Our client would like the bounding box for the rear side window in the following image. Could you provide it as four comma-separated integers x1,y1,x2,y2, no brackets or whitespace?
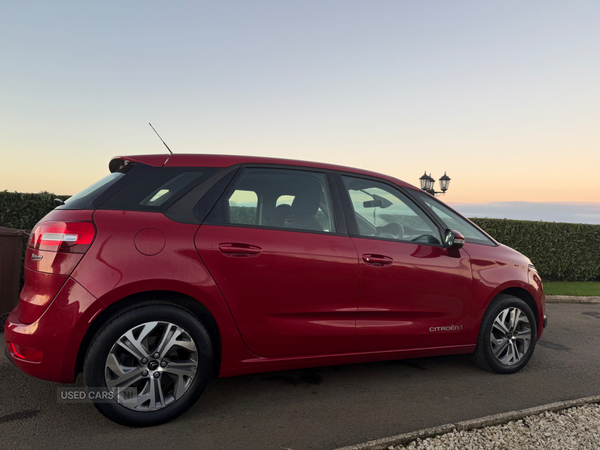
228,190,259,224
206,168,336,233
139,172,206,207
99,167,220,212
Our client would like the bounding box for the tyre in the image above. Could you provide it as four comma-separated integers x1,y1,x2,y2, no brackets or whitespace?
0,312,8,332
83,303,213,427
473,295,536,374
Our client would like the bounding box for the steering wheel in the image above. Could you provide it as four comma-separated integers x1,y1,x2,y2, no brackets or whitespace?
375,222,404,240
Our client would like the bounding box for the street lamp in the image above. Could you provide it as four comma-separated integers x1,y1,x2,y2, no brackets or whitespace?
419,171,451,196
419,172,434,191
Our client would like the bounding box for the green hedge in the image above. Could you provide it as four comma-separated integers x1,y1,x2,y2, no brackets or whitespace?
1,191,71,290
0,191,70,230
470,218,600,282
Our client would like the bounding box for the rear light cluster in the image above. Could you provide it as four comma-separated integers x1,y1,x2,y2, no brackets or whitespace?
18,221,96,324
28,221,95,253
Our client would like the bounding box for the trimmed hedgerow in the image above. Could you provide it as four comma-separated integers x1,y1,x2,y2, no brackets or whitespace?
0,191,71,290
0,191,70,230
471,218,600,282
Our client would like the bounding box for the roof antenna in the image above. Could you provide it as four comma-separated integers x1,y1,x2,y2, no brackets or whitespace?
148,123,173,155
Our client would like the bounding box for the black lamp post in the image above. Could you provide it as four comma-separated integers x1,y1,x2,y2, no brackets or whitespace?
419,171,451,196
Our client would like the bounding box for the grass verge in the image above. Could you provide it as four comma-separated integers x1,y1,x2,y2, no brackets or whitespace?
543,281,600,296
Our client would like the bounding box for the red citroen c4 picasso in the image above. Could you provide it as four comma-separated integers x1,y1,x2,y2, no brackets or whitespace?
4,154,546,426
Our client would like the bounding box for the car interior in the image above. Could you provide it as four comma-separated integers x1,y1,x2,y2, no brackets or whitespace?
227,169,335,233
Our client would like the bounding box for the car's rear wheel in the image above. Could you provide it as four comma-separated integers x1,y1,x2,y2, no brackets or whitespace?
83,303,213,426
0,312,9,332
473,295,536,374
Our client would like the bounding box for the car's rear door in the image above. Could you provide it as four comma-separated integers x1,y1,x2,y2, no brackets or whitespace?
194,167,359,358
337,174,473,352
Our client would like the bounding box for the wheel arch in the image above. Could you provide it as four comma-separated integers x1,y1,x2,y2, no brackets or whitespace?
74,290,222,379
498,286,539,328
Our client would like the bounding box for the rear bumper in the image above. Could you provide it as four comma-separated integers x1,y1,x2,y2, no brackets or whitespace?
4,345,16,367
4,277,100,383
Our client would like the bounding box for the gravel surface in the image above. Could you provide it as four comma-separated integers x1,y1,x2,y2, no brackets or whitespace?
393,404,600,450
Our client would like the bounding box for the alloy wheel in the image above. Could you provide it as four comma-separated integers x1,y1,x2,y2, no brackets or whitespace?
104,321,199,411
489,307,532,366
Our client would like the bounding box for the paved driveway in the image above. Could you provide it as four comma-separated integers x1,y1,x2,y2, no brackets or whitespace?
1,303,599,450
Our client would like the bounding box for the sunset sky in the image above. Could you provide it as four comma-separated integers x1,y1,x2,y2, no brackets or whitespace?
1,2,599,221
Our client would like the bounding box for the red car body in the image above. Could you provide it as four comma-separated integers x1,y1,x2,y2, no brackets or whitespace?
5,154,545,384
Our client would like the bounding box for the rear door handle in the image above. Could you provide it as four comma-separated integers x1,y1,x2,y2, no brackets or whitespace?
362,254,393,266
219,243,262,256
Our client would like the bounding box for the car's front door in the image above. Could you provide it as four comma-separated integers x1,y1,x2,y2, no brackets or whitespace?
338,174,473,352
195,167,359,358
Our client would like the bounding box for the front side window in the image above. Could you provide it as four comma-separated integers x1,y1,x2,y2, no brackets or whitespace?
342,176,441,244
415,192,495,246
212,168,336,233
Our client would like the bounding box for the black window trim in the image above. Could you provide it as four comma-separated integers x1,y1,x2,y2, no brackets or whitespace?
163,165,239,224
201,163,348,237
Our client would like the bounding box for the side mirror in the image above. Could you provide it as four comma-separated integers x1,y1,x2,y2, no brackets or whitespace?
444,229,465,250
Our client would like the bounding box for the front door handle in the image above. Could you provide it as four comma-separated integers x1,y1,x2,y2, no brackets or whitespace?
219,243,262,257
362,254,393,266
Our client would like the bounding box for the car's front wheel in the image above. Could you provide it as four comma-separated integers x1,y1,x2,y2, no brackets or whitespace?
83,303,213,426
473,295,536,374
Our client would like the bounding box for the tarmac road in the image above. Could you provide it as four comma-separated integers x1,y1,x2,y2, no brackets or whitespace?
1,303,599,450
